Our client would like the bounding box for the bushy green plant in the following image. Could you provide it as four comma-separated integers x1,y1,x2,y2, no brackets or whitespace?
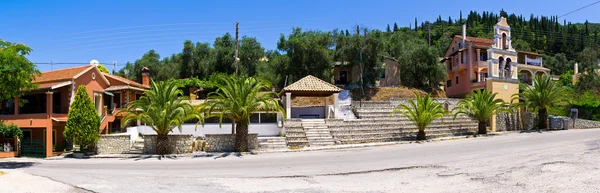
198,74,283,152
514,75,570,129
0,121,23,139
64,86,100,152
392,93,446,140
120,80,195,155
453,90,511,134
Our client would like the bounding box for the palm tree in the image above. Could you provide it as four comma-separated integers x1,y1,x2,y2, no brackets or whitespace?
120,80,194,155
453,90,511,135
199,74,283,152
514,75,569,129
392,93,446,140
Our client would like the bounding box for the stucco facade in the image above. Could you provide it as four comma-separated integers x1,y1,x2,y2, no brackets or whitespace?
0,63,149,157
444,17,551,99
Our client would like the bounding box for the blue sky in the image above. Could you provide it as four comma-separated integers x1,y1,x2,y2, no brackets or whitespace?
1,0,599,72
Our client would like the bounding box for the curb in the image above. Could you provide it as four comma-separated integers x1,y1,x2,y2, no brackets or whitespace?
45,132,512,159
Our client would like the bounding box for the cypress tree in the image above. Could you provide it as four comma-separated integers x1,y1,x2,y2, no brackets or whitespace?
393,22,399,32
64,86,100,152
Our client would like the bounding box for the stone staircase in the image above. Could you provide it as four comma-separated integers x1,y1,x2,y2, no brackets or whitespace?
257,137,287,149
127,139,144,154
284,121,309,149
302,119,335,146
327,104,479,144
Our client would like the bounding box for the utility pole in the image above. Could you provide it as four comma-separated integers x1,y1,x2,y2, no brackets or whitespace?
232,21,239,134
234,22,240,75
112,61,117,74
356,26,364,107
427,22,431,47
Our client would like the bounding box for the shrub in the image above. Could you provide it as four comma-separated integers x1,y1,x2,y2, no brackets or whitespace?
64,86,100,152
0,121,23,139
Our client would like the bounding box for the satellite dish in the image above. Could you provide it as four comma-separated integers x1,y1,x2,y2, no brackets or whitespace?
90,59,100,66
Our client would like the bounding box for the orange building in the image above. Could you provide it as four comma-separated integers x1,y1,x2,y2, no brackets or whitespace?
442,17,550,99
0,61,149,157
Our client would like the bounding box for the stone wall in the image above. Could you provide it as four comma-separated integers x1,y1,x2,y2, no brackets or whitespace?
352,98,462,111
568,118,600,129
495,111,536,131
204,134,258,152
97,134,130,154
143,134,194,154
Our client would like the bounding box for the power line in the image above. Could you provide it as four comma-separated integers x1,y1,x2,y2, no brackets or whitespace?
54,19,323,37
58,24,295,41
558,0,600,18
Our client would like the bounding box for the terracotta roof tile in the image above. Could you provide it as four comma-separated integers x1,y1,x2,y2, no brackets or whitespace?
32,65,91,83
103,73,149,89
282,75,342,93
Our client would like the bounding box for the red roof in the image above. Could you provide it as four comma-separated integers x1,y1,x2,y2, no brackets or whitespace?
32,66,91,83
103,73,149,89
455,35,494,47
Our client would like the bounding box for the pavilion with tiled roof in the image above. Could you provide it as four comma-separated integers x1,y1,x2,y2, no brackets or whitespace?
281,75,343,119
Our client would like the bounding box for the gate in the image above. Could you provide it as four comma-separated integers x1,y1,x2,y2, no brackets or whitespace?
21,139,45,157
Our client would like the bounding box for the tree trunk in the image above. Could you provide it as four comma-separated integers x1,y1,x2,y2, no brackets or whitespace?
234,121,249,152
416,129,426,140
538,108,548,130
478,121,487,134
156,133,170,155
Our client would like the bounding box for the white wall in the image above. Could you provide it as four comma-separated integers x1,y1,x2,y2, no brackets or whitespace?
128,123,280,138
291,106,325,119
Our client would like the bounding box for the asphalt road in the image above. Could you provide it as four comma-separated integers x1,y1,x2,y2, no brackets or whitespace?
5,129,600,193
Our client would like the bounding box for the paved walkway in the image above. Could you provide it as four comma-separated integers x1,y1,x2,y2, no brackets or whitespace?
4,129,600,192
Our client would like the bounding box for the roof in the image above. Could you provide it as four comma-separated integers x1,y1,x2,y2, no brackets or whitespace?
518,50,542,56
497,17,510,28
518,64,550,72
282,75,342,95
104,85,148,92
455,35,494,47
32,66,91,83
103,73,149,89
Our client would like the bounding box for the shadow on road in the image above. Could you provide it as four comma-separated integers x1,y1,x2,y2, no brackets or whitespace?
0,161,39,169
520,129,563,133
207,152,257,159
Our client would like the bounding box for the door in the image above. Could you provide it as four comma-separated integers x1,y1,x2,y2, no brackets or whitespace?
339,71,348,84
20,129,45,157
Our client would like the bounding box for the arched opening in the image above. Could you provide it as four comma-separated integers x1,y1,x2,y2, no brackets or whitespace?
498,57,504,77
443,103,449,111
502,33,507,50
505,58,512,78
479,68,489,81
519,70,533,85
535,71,546,78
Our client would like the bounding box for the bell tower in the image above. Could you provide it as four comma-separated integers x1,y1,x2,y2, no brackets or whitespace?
485,17,520,132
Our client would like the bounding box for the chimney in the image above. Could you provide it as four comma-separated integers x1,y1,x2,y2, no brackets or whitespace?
141,67,150,87
462,24,466,48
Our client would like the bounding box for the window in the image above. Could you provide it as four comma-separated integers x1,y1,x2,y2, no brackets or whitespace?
250,113,260,123
452,47,454,52
446,80,452,87
261,113,277,123
461,54,465,64
480,52,488,61
455,76,459,84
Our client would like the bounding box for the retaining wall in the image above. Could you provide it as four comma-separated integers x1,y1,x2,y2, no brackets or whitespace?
204,134,258,152
143,134,194,154
97,134,130,154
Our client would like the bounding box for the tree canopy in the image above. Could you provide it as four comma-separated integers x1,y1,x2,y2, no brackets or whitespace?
0,40,40,102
